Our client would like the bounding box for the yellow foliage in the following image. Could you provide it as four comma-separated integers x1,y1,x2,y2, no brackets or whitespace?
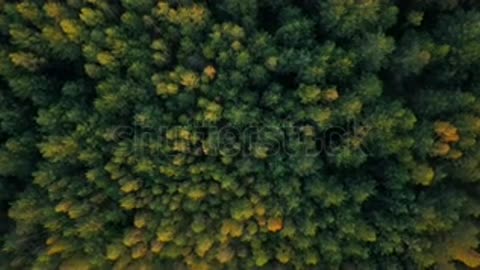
47,241,69,256
123,229,144,247
216,246,235,264
46,236,58,246
156,83,179,96
128,261,154,270
203,101,223,123
97,52,116,66
179,129,192,141
188,5,208,25
156,228,175,242
452,248,480,268
131,243,148,259
447,149,463,160
431,142,450,157
39,137,79,161
55,200,73,213
305,250,319,265
172,154,185,166
150,240,164,254
9,28,30,46
276,245,292,264
311,109,332,126
253,146,269,159
84,64,101,78
120,195,136,210
134,213,148,229
188,261,211,270
165,129,177,140
77,220,101,236
221,219,243,237
107,244,125,261
246,221,259,235
255,250,270,267
173,140,190,153
231,40,243,51
16,2,39,22
324,88,340,102
151,39,167,51
203,65,217,80
156,2,170,16
59,258,91,270
159,165,178,177
187,188,207,201
195,237,214,257
301,125,316,137
112,255,131,270
180,72,200,90
345,100,363,116
255,204,266,217
60,20,82,41
412,164,435,186
80,8,104,26
121,180,141,193
44,3,64,19
111,40,128,57
42,26,67,45
9,52,45,72
265,56,279,71
67,205,86,219
158,3,208,26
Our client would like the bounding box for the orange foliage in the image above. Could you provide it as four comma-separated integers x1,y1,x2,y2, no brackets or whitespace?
267,217,283,232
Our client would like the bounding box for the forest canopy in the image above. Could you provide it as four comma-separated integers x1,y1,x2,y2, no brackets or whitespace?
1,0,480,269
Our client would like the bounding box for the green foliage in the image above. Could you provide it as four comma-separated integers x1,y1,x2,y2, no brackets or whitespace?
0,1,480,269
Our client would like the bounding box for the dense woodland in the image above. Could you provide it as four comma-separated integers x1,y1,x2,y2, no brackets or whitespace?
1,0,480,269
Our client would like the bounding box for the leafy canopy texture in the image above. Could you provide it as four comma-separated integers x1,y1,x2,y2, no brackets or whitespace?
1,0,480,269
